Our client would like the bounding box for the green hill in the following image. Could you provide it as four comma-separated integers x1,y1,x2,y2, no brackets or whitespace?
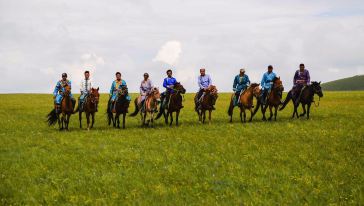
321,75,364,91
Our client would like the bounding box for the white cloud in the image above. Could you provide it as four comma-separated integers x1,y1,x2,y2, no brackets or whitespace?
153,41,182,66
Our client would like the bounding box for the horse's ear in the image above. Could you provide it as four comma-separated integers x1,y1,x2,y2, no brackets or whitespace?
318,81,321,84
97,87,99,91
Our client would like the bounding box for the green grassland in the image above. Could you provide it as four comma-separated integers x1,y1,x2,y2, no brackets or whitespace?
0,92,363,205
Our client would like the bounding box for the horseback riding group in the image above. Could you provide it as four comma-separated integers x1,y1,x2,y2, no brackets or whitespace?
47,63,323,130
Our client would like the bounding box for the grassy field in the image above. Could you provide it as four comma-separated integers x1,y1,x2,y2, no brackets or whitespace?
0,92,363,205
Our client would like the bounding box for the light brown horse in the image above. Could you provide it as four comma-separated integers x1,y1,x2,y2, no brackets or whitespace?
228,83,260,123
130,87,161,127
77,87,100,130
257,77,284,121
155,83,186,126
194,85,218,124
47,84,73,130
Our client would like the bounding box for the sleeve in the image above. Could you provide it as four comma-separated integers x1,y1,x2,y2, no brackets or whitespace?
246,75,250,85
69,81,72,90
140,83,144,95
233,76,237,90
53,82,60,96
306,70,310,85
110,82,114,95
80,80,83,92
163,78,168,89
261,74,266,88
293,71,298,85
198,76,203,89
122,80,127,86
208,75,212,86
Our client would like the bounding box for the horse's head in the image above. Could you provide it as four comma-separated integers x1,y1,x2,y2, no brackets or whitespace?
174,82,186,94
206,85,218,94
118,85,129,97
311,81,323,97
251,83,261,98
90,87,100,104
150,87,161,101
63,83,71,96
273,77,284,91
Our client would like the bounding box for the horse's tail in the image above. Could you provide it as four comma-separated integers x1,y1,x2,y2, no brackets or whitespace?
46,109,58,126
73,104,79,114
279,90,292,111
129,98,140,117
228,97,234,116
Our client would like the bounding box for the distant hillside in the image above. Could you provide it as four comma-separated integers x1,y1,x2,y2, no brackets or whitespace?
321,75,364,91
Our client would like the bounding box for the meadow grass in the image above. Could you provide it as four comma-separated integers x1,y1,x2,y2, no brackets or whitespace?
0,92,363,205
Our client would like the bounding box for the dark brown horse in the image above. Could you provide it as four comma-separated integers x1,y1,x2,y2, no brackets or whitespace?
254,77,284,121
107,85,130,129
130,87,161,127
47,84,73,130
195,85,218,124
228,83,260,123
155,83,186,126
77,87,100,130
279,81,323,119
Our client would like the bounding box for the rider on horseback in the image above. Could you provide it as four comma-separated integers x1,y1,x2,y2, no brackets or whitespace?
233,68,250,106
260,65,277,105
79,70,93,112
53,73,76,113
139,73,155,112
292,63,310,105
196,68,213,110
109,72,131,111
160,69,178,109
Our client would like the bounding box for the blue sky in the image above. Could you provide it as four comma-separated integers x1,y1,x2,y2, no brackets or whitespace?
0,0,363,93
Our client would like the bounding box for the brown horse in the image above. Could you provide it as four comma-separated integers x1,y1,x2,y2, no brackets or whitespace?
155,82,186,126
47,84,73,130
228,83,260,123
255,77,284,121
107,85,130,129
130,87,161,127
194,85,218,124
77,87,100,130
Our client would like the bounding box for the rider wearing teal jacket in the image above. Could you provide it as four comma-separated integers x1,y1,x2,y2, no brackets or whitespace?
260,65,277,104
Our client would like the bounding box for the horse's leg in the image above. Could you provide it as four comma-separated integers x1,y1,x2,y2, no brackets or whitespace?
65,114,69,130
57,114,61,130
164,111,168,125
307,103,311,119
79,111,82,128
274,106,278,121
249,108,253,122
122,113,126,129
115,113,120,128
239,107,243,123
176,110,180,126
202,110,206,124
169,112,173,126
91,112,95,129
243,108,246,123
150,112,154,127
208,110,212,124
300,103,306,117
60,114,64,130
268,105,273,121
142,112,147,126
262,105,268,121
86,112,90,130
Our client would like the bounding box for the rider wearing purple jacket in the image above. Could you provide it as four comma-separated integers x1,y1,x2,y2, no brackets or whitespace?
292,63,310,101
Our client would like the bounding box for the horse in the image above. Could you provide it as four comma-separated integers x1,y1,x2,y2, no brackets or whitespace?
279,81,323,119
47,83,73,130
107,85,130,129
254,77,284,121
228,83,260,123
77,87,100,130
130,87,161,127
155,82,186,126
194,85,218,124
